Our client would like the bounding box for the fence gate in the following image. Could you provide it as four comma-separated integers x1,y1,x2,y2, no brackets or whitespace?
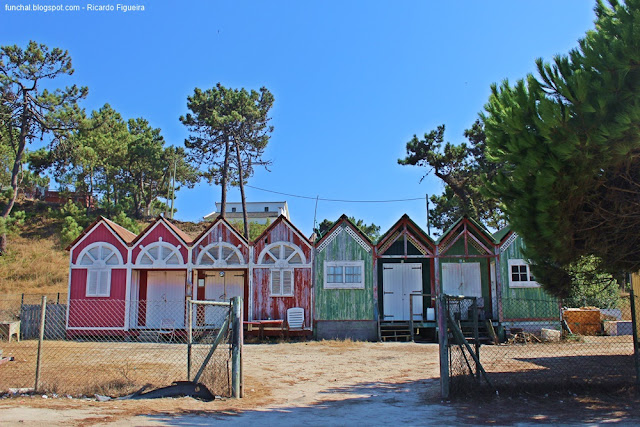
187,297,243,398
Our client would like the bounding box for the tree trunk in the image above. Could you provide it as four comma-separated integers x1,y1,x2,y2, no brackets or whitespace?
219,139,231,219
234,140,249,239
0,91,30,256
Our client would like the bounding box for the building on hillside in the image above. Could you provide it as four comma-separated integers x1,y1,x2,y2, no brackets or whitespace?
203,201,289,224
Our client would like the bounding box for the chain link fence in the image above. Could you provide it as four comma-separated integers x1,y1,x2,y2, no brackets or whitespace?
444,293,638,397
0,295,239,398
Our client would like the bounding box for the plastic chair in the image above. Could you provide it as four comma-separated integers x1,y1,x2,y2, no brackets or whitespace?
286,307,305,330
157,318,176,342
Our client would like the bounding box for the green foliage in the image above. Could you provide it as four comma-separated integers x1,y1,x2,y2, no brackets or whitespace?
229,219,271,241
482,0,640,297
60,216,83,248
0,210,26,236
399,120,506,232
316,217,380,243
180,83,274,238
564,256,620,309
110,211,140,234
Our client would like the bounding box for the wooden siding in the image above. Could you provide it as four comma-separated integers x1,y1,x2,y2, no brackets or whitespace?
438,238,491,301
132,222,188,264
71,222,128,264
315,224,374,321
193,222,249,265
67,269,127,328
499,234,560,320
253,221,311,263
252,267,312,326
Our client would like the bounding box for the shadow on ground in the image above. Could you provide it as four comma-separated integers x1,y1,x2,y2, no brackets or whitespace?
139,379,640,426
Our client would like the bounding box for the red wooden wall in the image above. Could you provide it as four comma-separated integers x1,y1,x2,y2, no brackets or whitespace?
71,223,128,264
132,222,188,264
193,221,249,264
67,269,127,328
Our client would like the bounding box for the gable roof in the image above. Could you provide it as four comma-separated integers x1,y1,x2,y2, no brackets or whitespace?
315,214,374,248
191,215,249,247
492,225,512,244
253,214,312,248
131,215,194,246
436,216,498,245
66,216,137,251
376,214,436,251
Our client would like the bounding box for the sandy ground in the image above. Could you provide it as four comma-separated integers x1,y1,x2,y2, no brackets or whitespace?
2,341,640,426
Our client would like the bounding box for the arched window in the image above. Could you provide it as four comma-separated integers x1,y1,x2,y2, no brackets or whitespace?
197,242,245,267
136,240,184,267
257,242,306,297
77,243,123,297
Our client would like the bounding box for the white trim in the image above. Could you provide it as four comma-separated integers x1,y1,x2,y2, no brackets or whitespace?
272,219,313,251
135,240,185,267
69,219,130,254
196,241,246,267
257,241,308,266
66,327,126,331
75,241,125,267
500,232,518,253
136,219,190,248
344,226,372,253
191,219,249,249
324,260,365,289
316,227,343,253
85,269,112,297
270,268,294,296
507,259,540,288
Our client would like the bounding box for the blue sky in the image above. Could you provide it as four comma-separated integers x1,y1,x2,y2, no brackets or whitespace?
1,0,596,236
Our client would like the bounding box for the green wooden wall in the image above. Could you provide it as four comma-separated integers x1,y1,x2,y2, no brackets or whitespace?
438,237,491,303
499,234,560,320
315,224,374,321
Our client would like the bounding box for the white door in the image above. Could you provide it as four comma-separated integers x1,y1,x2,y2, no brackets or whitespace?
442,263,481,297
204,271,244,325
382,263,423,321
146,271,185,328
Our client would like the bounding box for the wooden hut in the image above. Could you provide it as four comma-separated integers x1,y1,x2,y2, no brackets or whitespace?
314,215,376,340
66,217,136,337
494,227,560,329
375,214,436,340
191,216,250,321
435,216,498,320
251,215,313,335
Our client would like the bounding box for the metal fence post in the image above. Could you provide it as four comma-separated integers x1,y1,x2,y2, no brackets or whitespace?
630,273,640,390
34,295,47,391
437,294,449,399
231,296,242,398
472,298,479,378
187,297,192,381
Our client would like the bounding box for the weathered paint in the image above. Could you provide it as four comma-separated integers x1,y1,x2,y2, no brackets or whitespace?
252,216,313,327
192,219,249,265
498,232,560,320
315,221,374,321
252,267,312,326
71,222,128,264
375,215,436,320
67,268,127,328
132,221,188,265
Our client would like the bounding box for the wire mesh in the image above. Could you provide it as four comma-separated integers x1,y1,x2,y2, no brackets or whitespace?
188,301,233,397
445,294,638,397
0,296,234,398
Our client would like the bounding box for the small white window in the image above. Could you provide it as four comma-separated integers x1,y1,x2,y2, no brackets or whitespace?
507,259,540,288
324,261,365,289
87,269,111,297
271,269,293,296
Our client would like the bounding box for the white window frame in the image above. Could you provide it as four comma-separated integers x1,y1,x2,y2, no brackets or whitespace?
324,260,365,289
86,268,112,297
270,269,294,297
508,259,540,288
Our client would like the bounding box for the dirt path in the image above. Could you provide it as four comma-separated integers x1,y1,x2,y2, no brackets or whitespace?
2,341,640,426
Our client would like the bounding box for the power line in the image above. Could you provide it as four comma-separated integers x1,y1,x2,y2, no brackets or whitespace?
245,184,424,203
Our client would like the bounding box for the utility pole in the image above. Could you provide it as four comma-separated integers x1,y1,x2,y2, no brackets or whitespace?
170,157,177,219
426,194,431,237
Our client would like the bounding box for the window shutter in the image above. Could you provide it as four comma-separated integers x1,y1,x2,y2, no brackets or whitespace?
272,270,281,295
99,270,110,296
87,271,98,296
283,270,293,295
